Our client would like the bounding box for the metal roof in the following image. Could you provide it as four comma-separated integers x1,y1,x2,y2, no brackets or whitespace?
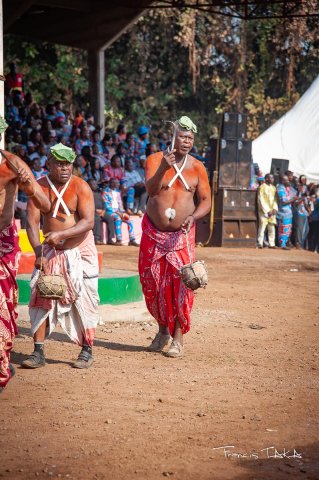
4,1,319,50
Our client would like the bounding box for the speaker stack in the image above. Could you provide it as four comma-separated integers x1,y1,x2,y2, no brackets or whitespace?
197,112,257,247
271,158,289,185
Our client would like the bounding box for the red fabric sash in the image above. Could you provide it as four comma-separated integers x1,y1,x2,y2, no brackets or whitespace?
0,223,21,388
138,214,195,335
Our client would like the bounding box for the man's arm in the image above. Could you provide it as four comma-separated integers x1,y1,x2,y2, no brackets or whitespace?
26,197,48,271
44,181,95,247
2,150,50,213
182,161,211,232
145,151,176,197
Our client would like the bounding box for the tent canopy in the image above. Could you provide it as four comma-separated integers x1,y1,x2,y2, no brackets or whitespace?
252,76,319,183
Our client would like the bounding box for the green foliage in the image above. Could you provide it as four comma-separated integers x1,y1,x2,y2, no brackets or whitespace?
4,4,319,144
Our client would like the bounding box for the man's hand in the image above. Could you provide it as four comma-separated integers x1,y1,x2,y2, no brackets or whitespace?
44,231,65,247
96,209,105,216
35,256,49,274
271,209,277,215
161,149,176,171
17,167,35,196
182,214,195,233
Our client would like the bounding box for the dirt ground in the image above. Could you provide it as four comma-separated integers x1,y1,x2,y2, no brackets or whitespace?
1,245,319,480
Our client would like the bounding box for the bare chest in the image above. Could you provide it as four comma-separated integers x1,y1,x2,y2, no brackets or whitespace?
162,167,198,193
45,184,78,217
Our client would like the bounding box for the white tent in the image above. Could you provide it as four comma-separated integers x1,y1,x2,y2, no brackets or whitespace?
252,75,319,183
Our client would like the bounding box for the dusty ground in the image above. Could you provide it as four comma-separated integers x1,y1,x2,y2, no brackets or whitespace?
1,245,319,480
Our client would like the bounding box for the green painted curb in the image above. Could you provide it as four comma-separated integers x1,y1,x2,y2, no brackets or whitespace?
17,272,143,306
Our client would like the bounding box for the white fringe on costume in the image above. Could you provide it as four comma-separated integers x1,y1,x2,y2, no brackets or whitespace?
29,232,100,347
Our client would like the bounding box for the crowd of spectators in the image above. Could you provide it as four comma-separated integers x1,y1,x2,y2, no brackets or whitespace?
4,72,174,245
4,63,319,251
255,170,319,253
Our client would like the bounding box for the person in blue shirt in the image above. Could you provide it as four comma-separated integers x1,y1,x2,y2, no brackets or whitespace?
293,182,311,249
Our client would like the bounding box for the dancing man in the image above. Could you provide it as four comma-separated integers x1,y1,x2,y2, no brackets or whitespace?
22,143,100,370
0,117,50,392
139,116,211,358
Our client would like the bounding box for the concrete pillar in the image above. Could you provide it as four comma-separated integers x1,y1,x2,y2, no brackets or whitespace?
88,48,105,135
0,0,4,149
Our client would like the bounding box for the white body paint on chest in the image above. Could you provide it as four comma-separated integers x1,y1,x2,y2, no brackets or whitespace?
46,175,71,218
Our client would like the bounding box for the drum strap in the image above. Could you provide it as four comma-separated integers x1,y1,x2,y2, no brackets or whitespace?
185,230,193,264
46,175,71,218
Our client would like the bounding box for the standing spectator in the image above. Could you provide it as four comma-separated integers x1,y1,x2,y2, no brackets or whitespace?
257,173,278,249
88,179,116,245
293,182,310,249
102,179,139,246
276,175,298,250
285,170,298,190
308,185,319,253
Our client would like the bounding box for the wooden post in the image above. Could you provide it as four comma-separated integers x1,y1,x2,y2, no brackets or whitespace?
88,48,105,135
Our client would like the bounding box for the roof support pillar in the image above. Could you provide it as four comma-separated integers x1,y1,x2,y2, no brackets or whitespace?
88,48,105,135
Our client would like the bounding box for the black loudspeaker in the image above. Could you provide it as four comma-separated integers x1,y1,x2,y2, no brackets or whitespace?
271,158,289,183
219,139,252,189
205,138,218,184
221,112,247,139
211,189,257,247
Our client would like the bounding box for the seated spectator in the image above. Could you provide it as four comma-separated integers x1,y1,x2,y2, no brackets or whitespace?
104,154,124,182
124,159,147,215
116,123,126,142
74,109,84,128
102,178,139,246
92,130,103,154
92,143,108,168
136,125,149,158
45,103,57,122
102,133,115,159
158,131,168,151
38,143,48,168
75,127,92,154
88,179,116,245
91,158,103,184
30,158,47,180
126,132,136,161
54,100,66,123
145,143,157,157
72,157,83,177
116,142,127,168
136,156,146,182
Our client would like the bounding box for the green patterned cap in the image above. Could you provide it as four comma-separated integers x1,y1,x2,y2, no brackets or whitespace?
50,143,76,163
0,116,8,134
176,115,197,134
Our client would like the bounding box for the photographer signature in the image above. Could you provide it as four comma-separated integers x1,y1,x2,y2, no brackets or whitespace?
212,445,302,460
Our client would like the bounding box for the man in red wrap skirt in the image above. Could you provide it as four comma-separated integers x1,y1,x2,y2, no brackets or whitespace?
139,116,211,358
0,117,50,392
